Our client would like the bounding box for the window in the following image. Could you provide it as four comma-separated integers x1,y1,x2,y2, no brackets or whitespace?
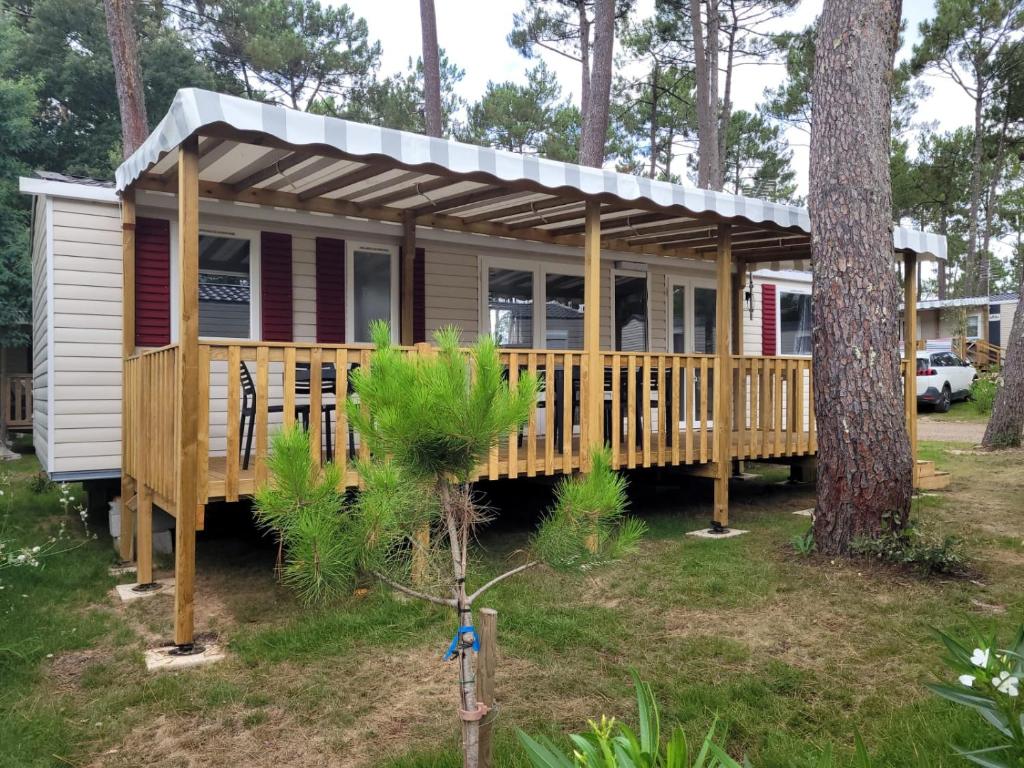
671,285,685,352
347,244,397,343
545,273,584,349
693,286,717,354
198,234,252,339
488,267,533,348
615,275,648,351
779,291,812,355
965,314,981,338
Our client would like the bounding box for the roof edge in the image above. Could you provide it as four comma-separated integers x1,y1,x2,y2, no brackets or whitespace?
19,177,119,204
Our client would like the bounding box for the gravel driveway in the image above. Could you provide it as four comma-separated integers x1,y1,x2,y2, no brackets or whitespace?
918,417,987,444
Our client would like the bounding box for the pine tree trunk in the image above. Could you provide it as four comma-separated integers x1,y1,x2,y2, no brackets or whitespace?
579,1,591,126
579,0,614,168
419,0,443,138
983,271,1024,448
649,65,659,179
967,75,985,296
103,0,149,157
690,0,720,189
809,0,912,554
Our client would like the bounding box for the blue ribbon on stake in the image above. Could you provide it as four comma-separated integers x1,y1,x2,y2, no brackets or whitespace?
444,626,480,660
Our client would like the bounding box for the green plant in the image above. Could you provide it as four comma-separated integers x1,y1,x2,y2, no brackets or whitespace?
850,518,967,576
790,528,814,557
255,323,640,768
534,447,646,569
518,670,744,768
930,626,1024,767
27,472,52,495
969,375,998,416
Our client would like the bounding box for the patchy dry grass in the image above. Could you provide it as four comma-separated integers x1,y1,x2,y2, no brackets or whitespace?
2,441,1024,767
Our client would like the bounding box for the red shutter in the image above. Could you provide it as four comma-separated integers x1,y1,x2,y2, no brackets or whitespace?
316,237,345,342
761,283,777,356
135,217,171,347
261,232,293,341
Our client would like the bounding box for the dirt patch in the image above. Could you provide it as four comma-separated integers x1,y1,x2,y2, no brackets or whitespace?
918,417,986,444
47,648,105,692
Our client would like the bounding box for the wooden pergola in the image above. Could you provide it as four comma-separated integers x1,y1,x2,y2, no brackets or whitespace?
115,89,942,650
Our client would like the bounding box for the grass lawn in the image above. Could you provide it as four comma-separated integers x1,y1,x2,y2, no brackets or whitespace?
2,442,1023,767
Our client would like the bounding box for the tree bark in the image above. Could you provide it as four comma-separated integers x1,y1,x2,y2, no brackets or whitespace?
419,0,443,138
967,66,986,296
579,1,591,126
649,64,659,179
983,269,1024,448
579,0,614,167
718,3,736,190
690,0,721,189
809,0,912,554
103,0,149,157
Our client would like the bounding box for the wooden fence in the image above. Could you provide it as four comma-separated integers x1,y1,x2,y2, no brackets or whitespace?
1,374,32,431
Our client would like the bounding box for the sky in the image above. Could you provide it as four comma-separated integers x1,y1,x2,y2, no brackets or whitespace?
340,0,974,197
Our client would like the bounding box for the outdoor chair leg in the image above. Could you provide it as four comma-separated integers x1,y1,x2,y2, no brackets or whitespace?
241,410,255,470
324,409,333,462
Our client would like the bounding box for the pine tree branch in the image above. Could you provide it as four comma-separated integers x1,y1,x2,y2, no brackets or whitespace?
373,571,456,607
466,561,538,605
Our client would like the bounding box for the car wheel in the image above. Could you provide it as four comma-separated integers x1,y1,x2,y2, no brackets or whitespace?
935,384,952,413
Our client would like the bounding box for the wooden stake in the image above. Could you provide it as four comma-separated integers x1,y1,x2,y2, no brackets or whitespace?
476,608,497,768
174,135,201,648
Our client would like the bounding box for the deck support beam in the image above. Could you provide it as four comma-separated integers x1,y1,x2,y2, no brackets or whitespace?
903,253,917,464
401,212,416,345
713,225,733,526
119,189,136,562
582,200,603,470
174,135,201,649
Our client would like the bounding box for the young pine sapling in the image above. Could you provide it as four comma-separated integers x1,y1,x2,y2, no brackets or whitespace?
255,322,645,767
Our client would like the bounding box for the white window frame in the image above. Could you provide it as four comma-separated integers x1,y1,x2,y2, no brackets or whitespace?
610,267,652,352
170,222,262,342
965,313,981,339
345,241,399,344
666,276,717,354
776,285,813,357
479,255,585,349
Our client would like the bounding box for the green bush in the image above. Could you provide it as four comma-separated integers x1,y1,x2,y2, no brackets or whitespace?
850,519,967,576
969,375,997,415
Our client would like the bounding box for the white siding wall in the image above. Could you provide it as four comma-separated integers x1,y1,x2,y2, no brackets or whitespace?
39,191,745,476
31,196,50,471
1000,302,1018,348
50,198,123,474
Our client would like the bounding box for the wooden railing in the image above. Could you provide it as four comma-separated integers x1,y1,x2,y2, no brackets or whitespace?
125,343,825,502
124,345,180,506
2,374,32,431
733,357,815,459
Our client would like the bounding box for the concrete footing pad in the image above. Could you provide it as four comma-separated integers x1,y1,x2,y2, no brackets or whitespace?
114,578,174,602
145,643,225,672
686,528,749,539
109,563,137,577
792,508,815,517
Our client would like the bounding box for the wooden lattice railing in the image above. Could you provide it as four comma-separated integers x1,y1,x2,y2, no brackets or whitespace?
2,374,32,431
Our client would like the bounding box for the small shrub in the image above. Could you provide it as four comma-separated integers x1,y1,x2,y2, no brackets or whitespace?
28,472,53,495
930,626,1024,767
791,528,814,556
969,375,997,415
850,519,967,576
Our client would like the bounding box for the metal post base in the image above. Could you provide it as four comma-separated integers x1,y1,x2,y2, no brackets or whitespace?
131,581,163,594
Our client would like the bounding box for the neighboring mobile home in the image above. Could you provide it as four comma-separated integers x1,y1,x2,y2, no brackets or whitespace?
23,89,946,650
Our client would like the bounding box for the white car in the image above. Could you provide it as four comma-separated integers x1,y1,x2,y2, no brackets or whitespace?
915,351,977,412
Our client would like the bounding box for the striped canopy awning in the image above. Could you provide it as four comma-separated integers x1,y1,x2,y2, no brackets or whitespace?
117,89,947,266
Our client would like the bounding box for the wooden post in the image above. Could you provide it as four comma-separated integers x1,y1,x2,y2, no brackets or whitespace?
137,485,153,584
119,188,136,562
401,212,416,345
903,253,917,465
713,225,733,526
174,135,201,649
411,341,434,586
581,201,602,470
731,261,746,476
476,608,497,768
